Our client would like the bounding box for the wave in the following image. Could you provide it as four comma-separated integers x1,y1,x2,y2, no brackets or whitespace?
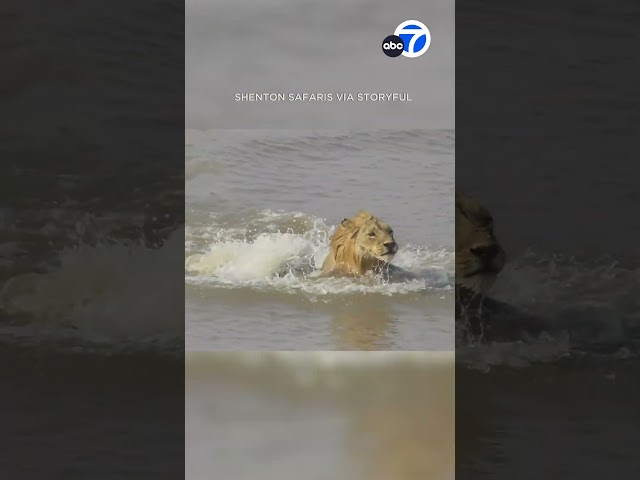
0,230,184,353
185,210,454,296
457,250,640,370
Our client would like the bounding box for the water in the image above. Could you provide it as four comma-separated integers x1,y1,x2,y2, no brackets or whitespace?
455,249,640,477
455,216,640,476
0,217,184,352
457,361,640,479
185,129,455,350
0,0,184,354
1,2,185,475
186,351,454,480
2,346,184,478
456,166,640,476
455,1,640,474
0,135,184,476
1,162,184,475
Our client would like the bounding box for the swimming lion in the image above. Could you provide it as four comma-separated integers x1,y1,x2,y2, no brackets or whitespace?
455,192,622,350
455,191,506,297
456,192,541,341
456,192,507,335
321,210,398,276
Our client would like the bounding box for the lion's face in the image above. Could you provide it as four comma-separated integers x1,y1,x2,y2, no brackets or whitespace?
344,212,398,264
456,192,505,295
322,210,398,275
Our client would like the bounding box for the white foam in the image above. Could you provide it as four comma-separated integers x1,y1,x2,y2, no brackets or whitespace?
186,232,319,282
1,230,184,350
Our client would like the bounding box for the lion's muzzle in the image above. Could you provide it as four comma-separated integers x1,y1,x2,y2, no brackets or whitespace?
468,242,505,275
384,241,399,255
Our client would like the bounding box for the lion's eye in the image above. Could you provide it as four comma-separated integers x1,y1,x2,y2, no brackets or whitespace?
368,232,376,237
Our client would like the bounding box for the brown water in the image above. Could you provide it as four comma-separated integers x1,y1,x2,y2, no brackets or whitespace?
185,129,455,350
186,352,454,480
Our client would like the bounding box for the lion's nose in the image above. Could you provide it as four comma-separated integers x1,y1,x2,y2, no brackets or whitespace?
469,244,500,260
384,241,398,252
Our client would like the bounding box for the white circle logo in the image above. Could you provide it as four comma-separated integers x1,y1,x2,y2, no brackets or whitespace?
394,20,431,58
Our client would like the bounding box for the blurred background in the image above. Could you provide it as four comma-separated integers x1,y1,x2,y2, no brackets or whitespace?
186,351,454,480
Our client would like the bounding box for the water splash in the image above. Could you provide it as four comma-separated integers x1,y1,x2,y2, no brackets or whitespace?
185,210,454,296
457,250,640,370
1,230,184,352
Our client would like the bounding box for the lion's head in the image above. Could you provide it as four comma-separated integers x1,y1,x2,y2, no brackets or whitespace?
456,192,505,295
321,210,398,276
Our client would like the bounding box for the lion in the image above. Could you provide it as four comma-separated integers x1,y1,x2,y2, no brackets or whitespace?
321,210,399,276
455,192,622,349
456,192,507,336
455,192,544,341
455,191,506,296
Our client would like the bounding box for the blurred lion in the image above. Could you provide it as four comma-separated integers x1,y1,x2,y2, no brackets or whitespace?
456,191,505,296
321,210,398,276
456,192,509,338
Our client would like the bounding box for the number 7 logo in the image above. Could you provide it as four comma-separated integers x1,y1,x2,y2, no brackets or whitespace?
394,20,431,58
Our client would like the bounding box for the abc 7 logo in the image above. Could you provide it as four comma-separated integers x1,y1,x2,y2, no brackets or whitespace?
382,21,431,58
382,35,404,57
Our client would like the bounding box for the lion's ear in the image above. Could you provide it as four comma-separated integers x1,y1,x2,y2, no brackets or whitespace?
340,218,359,238
341,218,354,229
